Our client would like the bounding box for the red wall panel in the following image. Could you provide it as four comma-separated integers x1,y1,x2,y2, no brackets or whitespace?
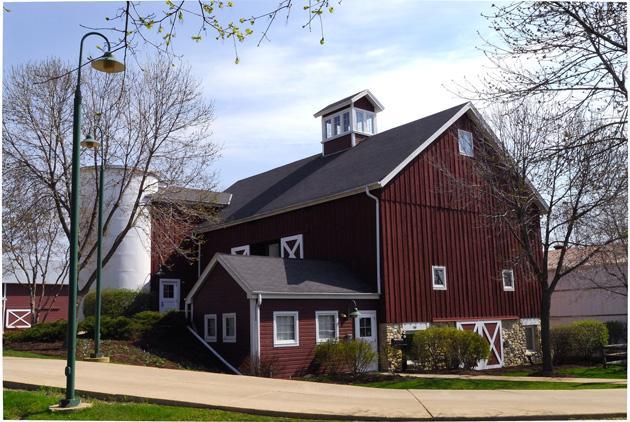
3,284,69,327
380,115,541,323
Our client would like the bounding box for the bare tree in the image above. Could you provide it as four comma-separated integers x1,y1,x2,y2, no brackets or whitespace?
2,163,69,324
443,102,627,374
459,2,627,152
2,56,220,300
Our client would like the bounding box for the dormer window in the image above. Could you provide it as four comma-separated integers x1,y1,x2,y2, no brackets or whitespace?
355,109,375,135
323,110,351,140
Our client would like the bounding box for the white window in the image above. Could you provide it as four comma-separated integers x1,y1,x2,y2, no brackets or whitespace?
280,234,303,259
222,313,236,342
273,311,299,347
316,311,339,343
325,119,333,138
354,109,375,135
524,325,537,352
231,245,250,255
204,314,217,342
342,111,351,132
458,129,474,157
502,269,515,291
432,266,447,290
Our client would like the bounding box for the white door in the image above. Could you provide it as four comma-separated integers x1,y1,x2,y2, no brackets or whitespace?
456,320,504,369
159,279,180,313
354,310,378,371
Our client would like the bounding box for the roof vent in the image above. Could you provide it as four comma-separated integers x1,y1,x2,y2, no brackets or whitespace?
314,90,384,156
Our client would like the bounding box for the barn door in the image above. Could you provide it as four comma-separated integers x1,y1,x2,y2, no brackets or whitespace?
456,320,503,369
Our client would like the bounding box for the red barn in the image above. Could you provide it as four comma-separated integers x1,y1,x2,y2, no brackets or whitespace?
170,91,542,377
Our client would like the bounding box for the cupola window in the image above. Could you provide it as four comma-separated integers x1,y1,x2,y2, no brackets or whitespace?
323,110,352,140
355,109,375,135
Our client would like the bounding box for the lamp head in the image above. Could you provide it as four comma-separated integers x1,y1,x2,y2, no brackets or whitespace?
80,133,100,149
91,51,125,74
348,300,361,318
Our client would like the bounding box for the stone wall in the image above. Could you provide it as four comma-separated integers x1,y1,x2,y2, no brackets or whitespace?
378,323,403,371
502,319,528,366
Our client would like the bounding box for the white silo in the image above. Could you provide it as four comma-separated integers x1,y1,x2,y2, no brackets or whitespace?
78,165,159,293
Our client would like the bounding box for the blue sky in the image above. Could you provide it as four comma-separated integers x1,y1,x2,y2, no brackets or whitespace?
3,1,494,189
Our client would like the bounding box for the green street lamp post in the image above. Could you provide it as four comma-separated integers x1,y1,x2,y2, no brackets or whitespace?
81,128,106,361
60,32,124,409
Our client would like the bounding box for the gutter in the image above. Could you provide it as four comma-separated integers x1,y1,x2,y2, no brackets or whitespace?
364,186,382,295
256,294,262,361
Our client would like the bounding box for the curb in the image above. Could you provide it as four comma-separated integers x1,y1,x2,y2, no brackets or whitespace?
4,381,627,421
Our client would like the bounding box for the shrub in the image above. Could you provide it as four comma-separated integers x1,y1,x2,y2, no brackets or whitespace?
409,327,489,370
83,289,155,318
78,311,167,341
551,320,608,363
3,320,67,343
241,356,279,377
314,339,376,377
605,321,627,344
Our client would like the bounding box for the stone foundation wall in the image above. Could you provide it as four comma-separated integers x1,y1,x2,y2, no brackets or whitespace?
502,320,528,366
378,323,403,371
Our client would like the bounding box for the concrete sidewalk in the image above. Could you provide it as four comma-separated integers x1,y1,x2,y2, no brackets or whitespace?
386,371,628,385
3,357,627,420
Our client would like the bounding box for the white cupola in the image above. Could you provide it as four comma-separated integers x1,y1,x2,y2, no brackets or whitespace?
313,90,384,156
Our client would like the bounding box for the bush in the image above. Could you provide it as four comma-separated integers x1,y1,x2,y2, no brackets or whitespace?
314,339,376,377
3,320,67,343
78,311,169,341
551,320,608,364
408,327,489,370
83,289,155,318
606,321,627,344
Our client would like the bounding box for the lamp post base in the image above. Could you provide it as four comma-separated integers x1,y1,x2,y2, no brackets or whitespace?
85,355,110,363
50,399,91,412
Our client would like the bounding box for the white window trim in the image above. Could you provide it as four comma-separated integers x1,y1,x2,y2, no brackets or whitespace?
5,309,32,329
502,269,515,291
322,109,352,142
354,108,376,136
315,311,339,343
222,313,237,343
204,314,217,342
280,234,303,259
458,129,474,157
231,245,250,255
432,265,447,290
273,311,300,347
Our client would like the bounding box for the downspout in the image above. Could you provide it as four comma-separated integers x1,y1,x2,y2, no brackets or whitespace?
256,293,262,361
365,186,382,295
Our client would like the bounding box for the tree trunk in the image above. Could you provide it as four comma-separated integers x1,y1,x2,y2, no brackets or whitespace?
540,287,553,375
29,296,38,326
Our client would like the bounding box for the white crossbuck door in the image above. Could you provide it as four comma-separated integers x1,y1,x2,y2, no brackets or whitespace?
5,309,32,329
457,320,504,369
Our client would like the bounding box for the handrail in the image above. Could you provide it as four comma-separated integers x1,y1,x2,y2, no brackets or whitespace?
186,326,242,375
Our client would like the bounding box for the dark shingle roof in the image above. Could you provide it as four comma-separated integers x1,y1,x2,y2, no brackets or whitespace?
216,254,374,294
202,102,468,228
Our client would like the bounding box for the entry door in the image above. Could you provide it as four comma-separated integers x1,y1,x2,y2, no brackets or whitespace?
159,279,180,313
457,320,503,369
354,310,378,371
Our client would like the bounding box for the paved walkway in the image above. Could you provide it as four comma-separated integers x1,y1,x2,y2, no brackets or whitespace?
385,371,628,385
4,357,627,420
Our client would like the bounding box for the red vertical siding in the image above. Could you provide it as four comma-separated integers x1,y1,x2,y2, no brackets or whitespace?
259,299,379,378
380,115,541,323
192,266,251,371
200,194,377,290
3,284,69,327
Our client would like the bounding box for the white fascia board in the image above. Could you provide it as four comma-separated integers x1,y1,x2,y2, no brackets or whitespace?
379,103,471,187
196,183,381,234
247,292,380,300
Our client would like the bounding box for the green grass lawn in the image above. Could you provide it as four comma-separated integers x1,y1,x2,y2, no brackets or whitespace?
357,377,625,390
3,348,62,360
498,365,627,379
3,389,309,421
